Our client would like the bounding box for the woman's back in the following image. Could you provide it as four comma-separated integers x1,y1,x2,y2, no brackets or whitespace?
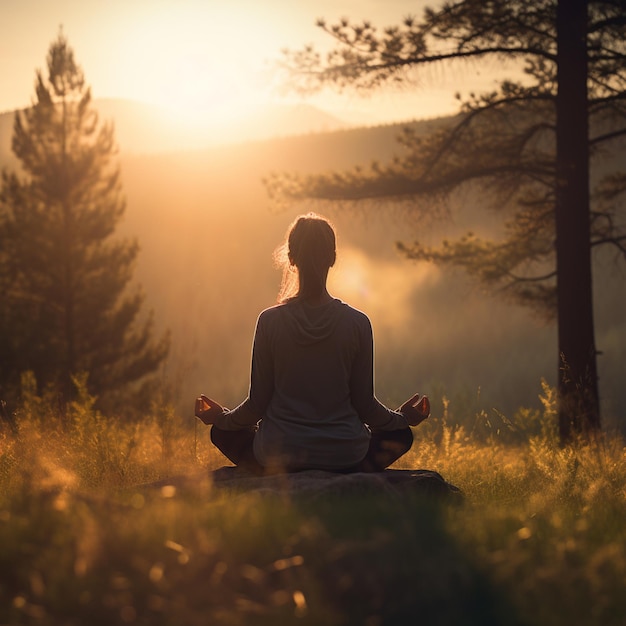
251,298,372,469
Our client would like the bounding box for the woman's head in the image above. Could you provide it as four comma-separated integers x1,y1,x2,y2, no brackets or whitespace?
275,213,337,302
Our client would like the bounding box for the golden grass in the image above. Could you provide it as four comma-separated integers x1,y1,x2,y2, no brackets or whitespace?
1,377,625,625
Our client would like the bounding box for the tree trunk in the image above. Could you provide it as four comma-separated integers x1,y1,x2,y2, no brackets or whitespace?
555,0,600,442
60,96,76,401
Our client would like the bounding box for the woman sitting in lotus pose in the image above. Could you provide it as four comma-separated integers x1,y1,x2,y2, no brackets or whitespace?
195,213,430,474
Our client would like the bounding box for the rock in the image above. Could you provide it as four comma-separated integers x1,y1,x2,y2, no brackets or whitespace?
209,466,463,501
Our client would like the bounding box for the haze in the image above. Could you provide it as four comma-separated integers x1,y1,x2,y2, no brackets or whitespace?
0,0,511,127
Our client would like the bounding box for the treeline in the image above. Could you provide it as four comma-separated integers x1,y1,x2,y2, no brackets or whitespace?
0,33,168,415
114,130,626,429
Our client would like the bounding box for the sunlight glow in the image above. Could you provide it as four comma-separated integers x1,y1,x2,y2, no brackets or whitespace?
108,6,277,129
332,251,371,299
330,247,439,331
0,1,520,129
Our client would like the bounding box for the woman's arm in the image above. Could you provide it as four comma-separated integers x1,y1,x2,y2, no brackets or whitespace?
349,318,410,430
195,312,273,430
194,394,261,429
350,317,430,429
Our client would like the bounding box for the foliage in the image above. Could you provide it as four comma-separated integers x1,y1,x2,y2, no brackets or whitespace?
0,31,168,409
273,0,625,315
416,378,559,447
1,385,625,625
270,0,626,439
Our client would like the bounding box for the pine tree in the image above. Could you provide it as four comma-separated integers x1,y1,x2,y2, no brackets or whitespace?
269,0,626,441
0,31,168,408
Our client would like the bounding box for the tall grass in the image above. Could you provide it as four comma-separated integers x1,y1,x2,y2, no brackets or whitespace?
1,376,624,625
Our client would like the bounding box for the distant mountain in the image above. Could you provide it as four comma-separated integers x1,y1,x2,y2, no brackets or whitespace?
0,98,349,155
232,102,348,140
0,97,437,161
0,108,15,167
79,99,349,154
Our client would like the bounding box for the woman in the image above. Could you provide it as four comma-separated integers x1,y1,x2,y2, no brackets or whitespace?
195,213,430,474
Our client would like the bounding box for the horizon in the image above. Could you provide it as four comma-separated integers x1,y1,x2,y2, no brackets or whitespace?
0,94,441,154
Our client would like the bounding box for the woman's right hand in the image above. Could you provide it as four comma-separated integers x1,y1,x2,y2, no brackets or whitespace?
194,394,225,425
399,393,431,426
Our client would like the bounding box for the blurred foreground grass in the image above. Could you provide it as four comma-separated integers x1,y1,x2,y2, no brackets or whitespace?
1,376,625,625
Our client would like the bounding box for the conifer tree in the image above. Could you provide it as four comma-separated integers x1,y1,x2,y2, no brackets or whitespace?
0,31,168,408
269,0,626,441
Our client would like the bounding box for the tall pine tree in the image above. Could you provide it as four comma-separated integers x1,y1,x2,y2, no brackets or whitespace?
0,31,168,408
269,0,626,441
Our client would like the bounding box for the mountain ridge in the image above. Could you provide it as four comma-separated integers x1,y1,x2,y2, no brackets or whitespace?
0,98,356,156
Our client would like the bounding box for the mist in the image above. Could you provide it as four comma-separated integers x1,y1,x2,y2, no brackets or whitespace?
110,115,624,429
2,101,623,427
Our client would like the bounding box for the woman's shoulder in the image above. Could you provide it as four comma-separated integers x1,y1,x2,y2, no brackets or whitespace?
257,299,371,324
333,299,372,330
257,303,286,322
334,298,369,317
256,301,299,324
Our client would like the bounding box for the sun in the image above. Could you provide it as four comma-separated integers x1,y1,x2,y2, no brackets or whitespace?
109,7,274,126
154,52,247,122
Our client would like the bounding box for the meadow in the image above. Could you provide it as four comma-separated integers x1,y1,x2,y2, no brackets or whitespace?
1,375,625,626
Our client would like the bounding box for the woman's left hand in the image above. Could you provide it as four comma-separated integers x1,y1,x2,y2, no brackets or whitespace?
194,394,225,425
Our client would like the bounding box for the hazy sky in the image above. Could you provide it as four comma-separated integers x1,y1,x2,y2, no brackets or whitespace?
0,0,508,124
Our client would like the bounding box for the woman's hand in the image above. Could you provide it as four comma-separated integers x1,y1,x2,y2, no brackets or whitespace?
194,394,226,425
399,393,431,427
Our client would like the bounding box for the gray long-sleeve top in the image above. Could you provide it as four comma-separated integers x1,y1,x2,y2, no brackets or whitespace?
212,298,409,470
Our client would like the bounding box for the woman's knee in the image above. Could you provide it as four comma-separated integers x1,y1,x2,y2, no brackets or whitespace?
210,424,226,448
397,426,414,453
402,428,413,452
210,425,258,469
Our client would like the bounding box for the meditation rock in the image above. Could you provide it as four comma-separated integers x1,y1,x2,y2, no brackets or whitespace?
209,467,462,501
